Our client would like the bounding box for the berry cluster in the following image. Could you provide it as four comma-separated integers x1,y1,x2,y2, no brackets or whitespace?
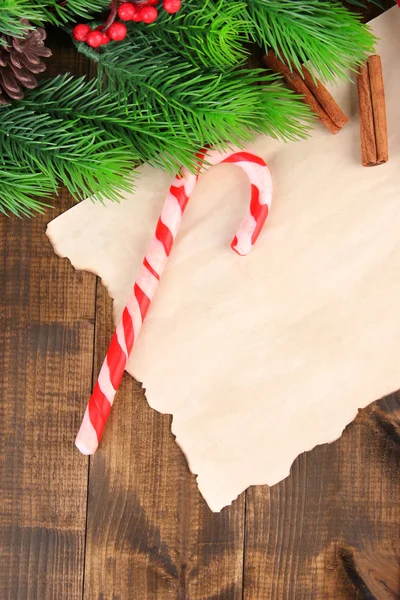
73,0,182,48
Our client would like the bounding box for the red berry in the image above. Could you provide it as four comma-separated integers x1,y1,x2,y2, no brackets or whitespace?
72,23,91,42
139,6,158,23
118,2,137,21
100,32,111,45
147,0,159,4
132,11,143,21
86,30,104,48
163,0,181,14
108,22,128,41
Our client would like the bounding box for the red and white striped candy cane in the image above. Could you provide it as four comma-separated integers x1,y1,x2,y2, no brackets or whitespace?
75,148,273,455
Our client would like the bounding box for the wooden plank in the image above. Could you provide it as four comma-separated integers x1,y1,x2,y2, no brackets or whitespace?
243,397,400,599
0,32,95,600
0,191,97,599
83,284,245,600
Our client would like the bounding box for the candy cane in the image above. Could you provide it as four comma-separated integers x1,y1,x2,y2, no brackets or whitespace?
75,148,273,455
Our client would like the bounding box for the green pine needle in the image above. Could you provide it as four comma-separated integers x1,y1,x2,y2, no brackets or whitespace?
245,0,376,81
0,0,46,38
0,0,109,39
137,0,253,68
0,70,311,216
85,30,312,145
0,0,379,216
0,77,138,216
0,161,53,216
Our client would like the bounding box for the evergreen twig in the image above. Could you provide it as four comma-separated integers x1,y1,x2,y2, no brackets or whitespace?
246,0,376,81
140,0,253,68
87,30,312,144
0,73,312,215
0,0,379,216
0,0,109,39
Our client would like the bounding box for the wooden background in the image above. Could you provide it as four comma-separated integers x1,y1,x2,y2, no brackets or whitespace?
1,3,399,598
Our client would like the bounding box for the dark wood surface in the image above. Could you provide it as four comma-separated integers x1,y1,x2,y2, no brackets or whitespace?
1,4,399,599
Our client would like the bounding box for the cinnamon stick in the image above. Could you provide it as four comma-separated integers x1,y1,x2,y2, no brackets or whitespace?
357,62,377,167
262,50,340,134
294,65,349,129
368,55,388,164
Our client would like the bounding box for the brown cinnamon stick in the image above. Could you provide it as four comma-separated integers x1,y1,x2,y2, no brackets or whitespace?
357,62,377,167
294,65,349,129
368,55,388,164
357,55,388,167
262,50,340,134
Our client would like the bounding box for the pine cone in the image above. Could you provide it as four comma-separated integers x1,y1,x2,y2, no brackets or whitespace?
0,20,52,104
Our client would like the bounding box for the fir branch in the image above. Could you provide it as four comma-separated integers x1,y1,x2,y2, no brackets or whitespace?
0,160,53,216
81,32,312,148
0,69,311,216
0,0,109,38
0,0,46,38
0,78,139,216
0,107,134,202
18,75,204,173
1,0,378,217
245,0,376,81
39,0,109,25
139,0,253,68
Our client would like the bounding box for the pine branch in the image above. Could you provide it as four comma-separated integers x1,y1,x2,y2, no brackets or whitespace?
0,159,53,216
0,69,311,216
138,0,253,68
0,107,134,202
39,0,110,25
18,75,206,173
0,74,224,215
78,31,312,148
1,0,378,217
0,0,47,38
245,0,376,81
0,77,139,216
0,0,109,39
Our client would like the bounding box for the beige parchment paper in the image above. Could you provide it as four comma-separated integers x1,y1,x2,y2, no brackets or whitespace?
47,8,400,512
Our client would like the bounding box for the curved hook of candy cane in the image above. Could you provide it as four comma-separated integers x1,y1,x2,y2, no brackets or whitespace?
75,148,272,455
202,149,273,256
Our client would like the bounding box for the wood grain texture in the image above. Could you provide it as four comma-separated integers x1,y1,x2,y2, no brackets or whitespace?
0,192,97,600
83,284,245,600
0,38,95,600
243,397,400,600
